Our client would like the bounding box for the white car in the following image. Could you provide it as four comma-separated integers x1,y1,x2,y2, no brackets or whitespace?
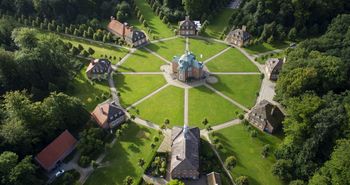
55,169,65,177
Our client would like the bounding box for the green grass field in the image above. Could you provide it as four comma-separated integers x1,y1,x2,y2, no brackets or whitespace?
68,65,110,111
146,38,186,60
244,42,289,55
85,123,162,185
212,124,283,185
118,49,166,72
114,74,166,107
205,9,235,39
134,0,174,39
189,38,229,61
61,37,129,64
188,86,242,128
210,75,261,109
129,86,184,127
206,48,258,72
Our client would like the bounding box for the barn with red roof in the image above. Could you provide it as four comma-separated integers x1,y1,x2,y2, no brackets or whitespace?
35,130,77,172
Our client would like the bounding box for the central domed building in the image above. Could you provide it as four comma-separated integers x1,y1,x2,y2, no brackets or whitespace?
171,51,204,82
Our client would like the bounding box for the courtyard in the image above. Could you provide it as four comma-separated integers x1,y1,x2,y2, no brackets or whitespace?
114,37,262,129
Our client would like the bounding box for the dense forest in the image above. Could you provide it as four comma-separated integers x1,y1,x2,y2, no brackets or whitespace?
273,14,350,184
0,0,118,23
229,0,350,42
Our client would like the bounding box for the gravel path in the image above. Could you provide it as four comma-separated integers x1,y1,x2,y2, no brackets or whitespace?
211,72,261,75
143,47,172,64
205,84,250,112
184,88,189,126
126,84,170,110
203,47,232,64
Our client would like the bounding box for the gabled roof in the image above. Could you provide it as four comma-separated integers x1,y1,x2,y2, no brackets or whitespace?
92,101,125,127
249,100,285,129
179,16,196,28
228,27,251,41
86,59,111,74
35,130,77,171
170,126,200,173
266,58,284,73
107,19,146,42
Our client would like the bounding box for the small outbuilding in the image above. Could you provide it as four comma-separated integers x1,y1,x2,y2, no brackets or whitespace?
247,100,285,134
86,59,112,80
35,130,77,172
207,172,222,185
226,25,251,47
91,101,126,129
265,58,285,81
107,17,148,47
178,16,197,36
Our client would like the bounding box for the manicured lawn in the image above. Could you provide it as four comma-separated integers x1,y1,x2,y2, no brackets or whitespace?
61,37,129,64
205,9,236,39
68,65,110,111
118,48,166,72
244,42,289,55
146,38,186,60
212,124,283,185
210,75,261,109
189,38,229,61
85,123,162,185
129,86,184,127
206,48,258,72
134,0,174,39
114,74,166,107
188,86,242,128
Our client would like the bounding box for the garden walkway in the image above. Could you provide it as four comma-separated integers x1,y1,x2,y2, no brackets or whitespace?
184,88,189,126
150,35,179,44
203,47,232,64
211,72,261,75
204,84,250,112
126,84,170,110
144,47,172,64
252,49,283,58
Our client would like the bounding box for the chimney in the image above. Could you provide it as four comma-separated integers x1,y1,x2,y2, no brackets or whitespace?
242,25,247,32
122,23,127,38
100,107,107,115
185,16,190,21
176,156,181,160
283,57,287,63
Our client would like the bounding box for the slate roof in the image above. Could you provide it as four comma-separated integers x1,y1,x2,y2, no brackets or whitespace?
86,59,111,74
35,130,77,171
249,100,285,131
179,16,196,28
228,27,251,41
173,51,203,72
92,101,125,128
170,126,200,174
266,58,284,74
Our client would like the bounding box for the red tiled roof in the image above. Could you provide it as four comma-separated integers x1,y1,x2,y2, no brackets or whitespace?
107,20,132,37
35,130,77,171
91,103,110,127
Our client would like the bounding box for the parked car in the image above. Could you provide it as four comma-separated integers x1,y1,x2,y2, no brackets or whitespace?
55,169,65,177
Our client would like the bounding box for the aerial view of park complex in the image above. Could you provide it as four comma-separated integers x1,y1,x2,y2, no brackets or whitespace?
0,0,350,185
